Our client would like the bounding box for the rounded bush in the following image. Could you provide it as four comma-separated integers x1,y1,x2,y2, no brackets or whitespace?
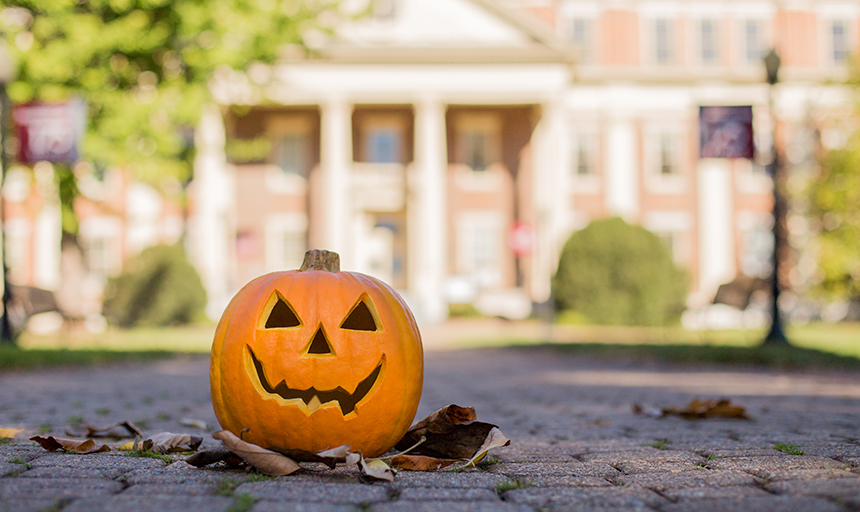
552,217,689,326
102,244,207,328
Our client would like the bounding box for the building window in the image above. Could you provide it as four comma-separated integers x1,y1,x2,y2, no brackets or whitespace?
659,133,678,175
743,19,764,65
568,18,593,63
272,133,307,177
574,132,597,176
831,20,850,64
654,19,673,65
458,216,501,288
700,19,719,65
365,127,401,163
269,228,306,271
460,130,491,171
80,233,118,281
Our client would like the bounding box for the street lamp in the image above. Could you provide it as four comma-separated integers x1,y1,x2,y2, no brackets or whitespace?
763,48,789,345
0,41,16,344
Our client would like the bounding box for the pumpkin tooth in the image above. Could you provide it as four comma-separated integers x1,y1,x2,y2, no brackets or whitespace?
307,395,323,412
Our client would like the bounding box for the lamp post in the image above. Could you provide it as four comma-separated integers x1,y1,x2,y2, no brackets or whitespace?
0,42,15,344
763,48,789,345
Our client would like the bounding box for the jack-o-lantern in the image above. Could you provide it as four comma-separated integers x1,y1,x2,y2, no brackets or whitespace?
210,249,423,457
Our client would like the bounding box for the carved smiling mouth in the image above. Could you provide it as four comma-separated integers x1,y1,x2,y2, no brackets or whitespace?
247,346,383,414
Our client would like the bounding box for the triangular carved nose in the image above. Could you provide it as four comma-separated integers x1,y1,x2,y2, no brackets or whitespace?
304,326,333,356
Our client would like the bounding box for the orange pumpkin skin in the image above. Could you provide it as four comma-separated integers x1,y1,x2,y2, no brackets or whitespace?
210,252,423,457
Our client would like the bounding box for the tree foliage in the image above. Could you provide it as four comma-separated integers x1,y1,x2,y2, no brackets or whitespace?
0,0,334,230
807,145,860,301
102,243,206,328
553,217,689,326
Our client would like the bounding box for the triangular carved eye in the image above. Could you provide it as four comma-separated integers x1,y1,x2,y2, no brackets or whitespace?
340,298,378,332
265,296,301,329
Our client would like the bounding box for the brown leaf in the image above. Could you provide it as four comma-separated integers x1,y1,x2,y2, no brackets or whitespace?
661,398,749,420
66,420,143,439
185,446,242,468
213,430,301,476
30,436,110,454
266,444,352,469
142,433,204,453
395,404,509,460
390,454,457,471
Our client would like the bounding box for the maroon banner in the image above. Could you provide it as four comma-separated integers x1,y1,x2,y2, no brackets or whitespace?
13,99,86,164
699,106,754,159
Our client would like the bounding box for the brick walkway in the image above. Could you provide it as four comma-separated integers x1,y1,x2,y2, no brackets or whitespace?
1,342,859,511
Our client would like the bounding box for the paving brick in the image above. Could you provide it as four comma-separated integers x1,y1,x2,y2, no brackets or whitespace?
504,485,666,510
371,501,534,512
234,480,390,504
121,482,218,496
396,487,499,501
616,469,758,490
391,471,507,489
18,466,129,479
0,477,124,500
250,502,357,512
0,498,63,512
62,494,235,512
710,455,845,473
659,495,847,512
661,484,772,501
768,476,860,500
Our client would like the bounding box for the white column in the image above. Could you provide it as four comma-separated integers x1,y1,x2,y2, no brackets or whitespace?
319,98,352,263
412,99,448,323
697,158,735,302
191,104,234,320
605,115,639,221
32,162,61,290
530,99,567,303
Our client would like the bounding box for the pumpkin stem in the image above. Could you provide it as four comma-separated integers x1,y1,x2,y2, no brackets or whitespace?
300,249,341,272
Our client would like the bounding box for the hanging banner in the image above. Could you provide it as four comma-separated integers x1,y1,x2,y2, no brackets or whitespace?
13,98,86,164
699,106,754,159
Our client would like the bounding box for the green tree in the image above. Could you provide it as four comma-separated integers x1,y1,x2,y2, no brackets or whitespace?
808,145,860,301
102,243,206,327
553,217,689,326
0,0,335,233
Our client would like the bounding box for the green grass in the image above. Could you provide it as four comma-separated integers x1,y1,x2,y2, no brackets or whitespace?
495,478,533,494
226,494,258,512
773,443,804,455
0,324,214,370
126,449,172,463
644,438,671,450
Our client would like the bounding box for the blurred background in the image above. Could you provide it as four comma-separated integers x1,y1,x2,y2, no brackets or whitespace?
0,0,858,353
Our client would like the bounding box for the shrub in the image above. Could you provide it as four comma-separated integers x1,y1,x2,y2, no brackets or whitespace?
552,217,689,326
102,244,207,328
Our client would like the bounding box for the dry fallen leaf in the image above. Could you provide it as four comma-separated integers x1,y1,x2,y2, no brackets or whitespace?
178,418,208,430
0,428,24,439
30,436,110,454
360,456,396,481
390,454,457,471
466,427,511,466
395,404,503,460
65,420,142,439
142,432,204,453
185,446,243,468
213,430,301,476
671,398,749,419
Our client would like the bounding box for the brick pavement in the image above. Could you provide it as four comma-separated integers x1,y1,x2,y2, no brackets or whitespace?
1,343,859,512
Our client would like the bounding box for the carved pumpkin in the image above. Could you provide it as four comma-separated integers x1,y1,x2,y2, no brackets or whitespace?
210,249,423,457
